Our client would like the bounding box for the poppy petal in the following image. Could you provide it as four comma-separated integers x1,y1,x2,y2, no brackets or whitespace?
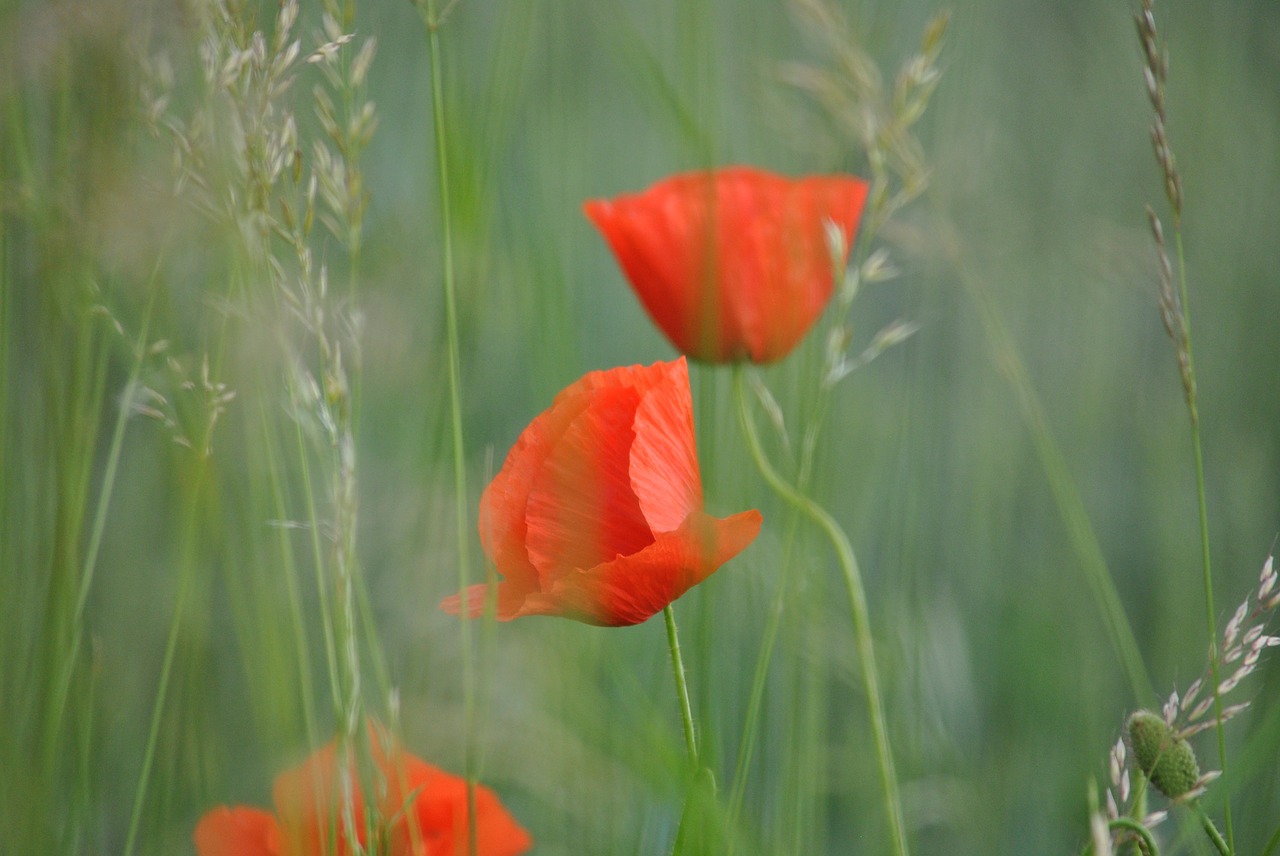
401,767,534,856
547,508,763,626
197,728,531,856
193,806,283,856
585,183,714,359
368,734,532,856
478,359,671,580
272,740,367,856
525,384,653,579
473,384,596,612
446,358,760,625
586,166,869,363
628,359,702,532
755,173,867,361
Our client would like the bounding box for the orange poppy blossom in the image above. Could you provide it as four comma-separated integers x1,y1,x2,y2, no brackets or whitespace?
584,166,869,364
441,357,761,626
193,728,531,856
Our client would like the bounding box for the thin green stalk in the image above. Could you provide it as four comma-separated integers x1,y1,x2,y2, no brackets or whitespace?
1193,802,1230,856
1261,820,1280,856
664,604,699,765
732,366,908,856
419,3,478,853
1172,229,1232,852
122,453,209,856
259,408,317,746
725,556,786,846
726,487,809,851
45,281,157,763
295,418,343,718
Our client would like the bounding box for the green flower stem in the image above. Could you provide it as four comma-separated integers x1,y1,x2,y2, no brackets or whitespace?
664,604,699,765
732,366,908,856
419,3,478,853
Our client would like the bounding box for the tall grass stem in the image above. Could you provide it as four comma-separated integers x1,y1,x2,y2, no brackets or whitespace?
46,281,157,762
1174,227,1233,852
420,2,478,852
122,452,209,856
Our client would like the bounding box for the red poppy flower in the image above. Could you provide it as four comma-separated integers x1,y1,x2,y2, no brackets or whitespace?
194,729,531,856
584,166,869,364
440,357,761,627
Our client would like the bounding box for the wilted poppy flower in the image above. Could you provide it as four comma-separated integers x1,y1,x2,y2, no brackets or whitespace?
441,357,761,627
194,728,531,856
584,166,869,364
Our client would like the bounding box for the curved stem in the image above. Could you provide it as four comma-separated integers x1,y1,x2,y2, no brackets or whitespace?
1107,817,1159,856
664,604,699,765
732,366,908,856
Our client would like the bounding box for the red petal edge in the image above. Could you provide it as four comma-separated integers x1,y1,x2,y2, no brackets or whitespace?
193,806,282,856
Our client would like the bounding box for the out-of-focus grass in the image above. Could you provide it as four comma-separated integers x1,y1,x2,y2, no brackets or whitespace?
3,0,1280,853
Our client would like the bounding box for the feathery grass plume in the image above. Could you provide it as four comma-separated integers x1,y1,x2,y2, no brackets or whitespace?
1134,0,1191,408
0,2,258,850
1096,555,1280,854
143,0,384,848
781,0,948,391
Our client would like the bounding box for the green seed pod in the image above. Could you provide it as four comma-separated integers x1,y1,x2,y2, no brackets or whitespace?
1127,710,1200,799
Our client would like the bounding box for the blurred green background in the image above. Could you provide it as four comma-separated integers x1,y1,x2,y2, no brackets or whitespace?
3,0,1280,853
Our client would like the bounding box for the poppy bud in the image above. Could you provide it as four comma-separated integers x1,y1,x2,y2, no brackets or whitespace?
1127,710,1200,799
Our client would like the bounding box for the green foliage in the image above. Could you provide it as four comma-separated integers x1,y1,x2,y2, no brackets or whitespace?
3,0,1280,853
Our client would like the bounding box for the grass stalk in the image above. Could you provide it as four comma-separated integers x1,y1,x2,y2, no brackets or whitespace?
418,2,478,852
1173,229,1233,852
1261,820,1280,856
732,365,908,856
724,550,786,845
1136,3,1231,842
123,449,211,856
726,481,811,850
45,279,158,771
1194,802,1230,856
259,408,319,746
